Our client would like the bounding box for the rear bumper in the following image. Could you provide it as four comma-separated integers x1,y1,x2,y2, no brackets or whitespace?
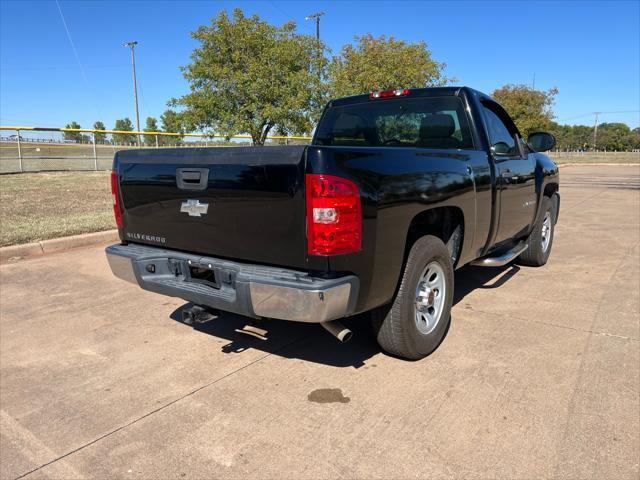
106,243,358,323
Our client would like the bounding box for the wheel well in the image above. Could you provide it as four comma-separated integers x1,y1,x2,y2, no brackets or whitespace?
405,207,464,267
543,183,559,221
543,182,558,198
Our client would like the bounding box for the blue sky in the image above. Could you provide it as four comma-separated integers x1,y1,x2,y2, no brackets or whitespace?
1,0,639,131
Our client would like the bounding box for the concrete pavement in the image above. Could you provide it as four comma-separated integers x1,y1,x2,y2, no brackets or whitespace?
1,164,638,479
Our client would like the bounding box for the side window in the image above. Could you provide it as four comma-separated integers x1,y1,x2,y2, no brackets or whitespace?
481,103,519,156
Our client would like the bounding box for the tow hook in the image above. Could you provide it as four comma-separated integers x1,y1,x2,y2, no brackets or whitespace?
182,305,218,325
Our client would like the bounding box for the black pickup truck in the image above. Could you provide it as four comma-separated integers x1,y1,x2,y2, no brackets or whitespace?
106,87,559,360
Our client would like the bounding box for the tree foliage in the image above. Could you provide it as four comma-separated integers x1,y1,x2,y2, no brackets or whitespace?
113,118,136,144
549,123,591,150
492,84,558,138
172,8,325,145
548,122,638,151
63,121,84,143
596,123,634,151
143,117,159,146
93,121,106,143
160,109,184,145
328,34,449,98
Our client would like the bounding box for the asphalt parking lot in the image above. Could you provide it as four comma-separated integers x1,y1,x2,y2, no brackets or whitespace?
1,164,638,480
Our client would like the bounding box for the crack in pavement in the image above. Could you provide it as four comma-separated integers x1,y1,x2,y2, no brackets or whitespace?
551,241,640,478
461,305,639,342
13,333,311,480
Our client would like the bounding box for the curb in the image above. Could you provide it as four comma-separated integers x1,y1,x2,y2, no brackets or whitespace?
557,162,639,167
1,230,119,263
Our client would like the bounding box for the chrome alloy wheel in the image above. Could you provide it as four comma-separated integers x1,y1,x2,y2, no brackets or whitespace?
541,210,552,252
414,261,446,335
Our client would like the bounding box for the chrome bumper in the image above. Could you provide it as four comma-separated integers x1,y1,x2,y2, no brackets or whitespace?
106,243,358,323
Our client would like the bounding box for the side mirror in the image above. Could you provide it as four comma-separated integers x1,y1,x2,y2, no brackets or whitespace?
527,132,556,152
492,141,511,155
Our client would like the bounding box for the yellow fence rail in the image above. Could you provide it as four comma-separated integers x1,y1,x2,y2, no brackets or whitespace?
0,125,313,173
0,125,312,140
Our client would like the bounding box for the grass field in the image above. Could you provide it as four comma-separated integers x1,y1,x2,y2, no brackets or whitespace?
551,151,639,164
0,171,113,246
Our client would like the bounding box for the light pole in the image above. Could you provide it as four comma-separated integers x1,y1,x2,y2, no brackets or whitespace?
305,12,324,78
123,41,141,146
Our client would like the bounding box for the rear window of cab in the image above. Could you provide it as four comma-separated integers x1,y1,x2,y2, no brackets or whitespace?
313,96,474,150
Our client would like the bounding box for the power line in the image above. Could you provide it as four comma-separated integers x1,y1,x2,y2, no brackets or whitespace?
557,110,640,122
0,64,130,71
54,0,102,122
267,1,291,21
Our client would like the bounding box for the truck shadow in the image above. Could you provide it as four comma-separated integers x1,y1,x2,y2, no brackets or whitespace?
169,263,520,368
169,305,379,369
453,263,521,305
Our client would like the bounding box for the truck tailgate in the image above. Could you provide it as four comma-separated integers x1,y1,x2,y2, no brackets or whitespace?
114,146,308,269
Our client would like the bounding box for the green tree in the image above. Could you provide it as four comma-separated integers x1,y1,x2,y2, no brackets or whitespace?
492,84,558,138
548,122,570,149
113,118,136,145
160,109,184,145
63,121,84,143
596,123,631,151
328,34,449,99
571,125,594,150
93,121,107,144
630,128,640,150
143,117,159,146
172,8,326,145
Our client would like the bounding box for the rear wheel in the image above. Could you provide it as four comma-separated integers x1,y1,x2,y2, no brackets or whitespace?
372,235,454,360
518,196,555,267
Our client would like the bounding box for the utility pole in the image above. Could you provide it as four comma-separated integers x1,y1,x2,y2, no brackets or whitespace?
305,12,324,78
123,41,141,147
593,112,600,151
532,72,536,90
305,11,324,41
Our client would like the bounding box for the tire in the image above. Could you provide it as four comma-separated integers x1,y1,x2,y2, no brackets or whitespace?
372,235,454,360
518,196,555,267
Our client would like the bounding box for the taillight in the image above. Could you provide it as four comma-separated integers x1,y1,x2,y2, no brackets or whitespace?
369,88,410,99
110,170,123,229
306,174,361,256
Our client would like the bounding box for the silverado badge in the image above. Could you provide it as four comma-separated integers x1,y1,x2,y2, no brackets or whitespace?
180,199,209,217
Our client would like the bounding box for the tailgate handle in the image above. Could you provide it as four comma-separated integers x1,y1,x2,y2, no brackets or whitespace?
176,168,209,191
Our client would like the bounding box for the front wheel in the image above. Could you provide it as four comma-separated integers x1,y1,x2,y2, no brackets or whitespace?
518,196,555,267
372,235,454,360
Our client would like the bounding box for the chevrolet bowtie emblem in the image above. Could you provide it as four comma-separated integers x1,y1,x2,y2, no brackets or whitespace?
180,199,209,217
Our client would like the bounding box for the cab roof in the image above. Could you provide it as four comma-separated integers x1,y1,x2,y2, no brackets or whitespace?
328,86,486,107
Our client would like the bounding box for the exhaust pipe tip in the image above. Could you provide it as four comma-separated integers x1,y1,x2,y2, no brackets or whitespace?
321,321,352,343
338,329,353,343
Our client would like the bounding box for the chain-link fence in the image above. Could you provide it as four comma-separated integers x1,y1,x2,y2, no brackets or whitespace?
0,126,311,174
2,126,638,174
